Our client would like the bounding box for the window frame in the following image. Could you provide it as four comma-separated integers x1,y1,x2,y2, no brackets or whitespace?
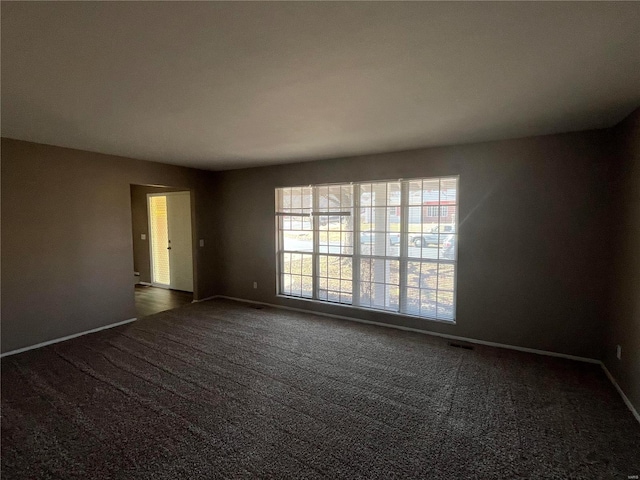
275,176,459,323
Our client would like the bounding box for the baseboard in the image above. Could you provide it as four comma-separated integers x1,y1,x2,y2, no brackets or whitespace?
192,295,216,303
212,295,600,364
601,363,640,425
138,281,152,286
0,317,137,359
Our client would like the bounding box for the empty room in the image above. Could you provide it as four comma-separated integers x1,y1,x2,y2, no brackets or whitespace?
1,2,639,479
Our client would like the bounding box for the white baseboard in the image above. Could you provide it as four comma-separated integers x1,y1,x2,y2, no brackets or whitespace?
601,363,640,425
0,317,137,358
138,281,152,286
192,295,216,303
212,295,600,364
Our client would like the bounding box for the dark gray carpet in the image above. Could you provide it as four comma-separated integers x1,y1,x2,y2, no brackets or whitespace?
2,299,639,479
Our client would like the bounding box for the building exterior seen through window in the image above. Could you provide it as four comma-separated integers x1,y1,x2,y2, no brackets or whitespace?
275,177,458,321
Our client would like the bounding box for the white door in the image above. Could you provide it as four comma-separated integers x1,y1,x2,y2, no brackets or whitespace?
167,192,193,292
148,192,194,292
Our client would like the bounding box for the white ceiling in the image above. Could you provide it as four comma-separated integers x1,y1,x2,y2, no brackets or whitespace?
2,2,639,171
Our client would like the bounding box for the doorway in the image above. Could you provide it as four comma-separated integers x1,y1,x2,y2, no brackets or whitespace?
148,191,194,292
130,185,195,318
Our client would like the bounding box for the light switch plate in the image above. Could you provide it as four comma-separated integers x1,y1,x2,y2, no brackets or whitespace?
141,234,146,240
199,239,205,247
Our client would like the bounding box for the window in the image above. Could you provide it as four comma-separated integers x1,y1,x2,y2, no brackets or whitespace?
426,205,448,217
276,176,458,321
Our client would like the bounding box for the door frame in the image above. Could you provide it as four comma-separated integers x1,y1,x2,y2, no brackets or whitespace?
146,191,195,291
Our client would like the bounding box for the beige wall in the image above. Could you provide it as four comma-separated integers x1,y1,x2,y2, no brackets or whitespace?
130,184,189,284
1,139,220,353
215,129,614,360
605,108,640,413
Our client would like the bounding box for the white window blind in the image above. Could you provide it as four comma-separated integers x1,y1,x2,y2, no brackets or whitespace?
276,176,458,321
149,195,170,285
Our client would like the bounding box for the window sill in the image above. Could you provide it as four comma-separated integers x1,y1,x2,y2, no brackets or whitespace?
275,294,456,325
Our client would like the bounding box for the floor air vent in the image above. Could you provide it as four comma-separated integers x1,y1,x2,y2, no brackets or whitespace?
448,342,474,350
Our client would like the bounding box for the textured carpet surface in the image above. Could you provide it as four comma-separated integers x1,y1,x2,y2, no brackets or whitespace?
2,299,639,479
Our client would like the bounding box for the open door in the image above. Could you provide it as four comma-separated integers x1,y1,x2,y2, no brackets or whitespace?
148,191,194,292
